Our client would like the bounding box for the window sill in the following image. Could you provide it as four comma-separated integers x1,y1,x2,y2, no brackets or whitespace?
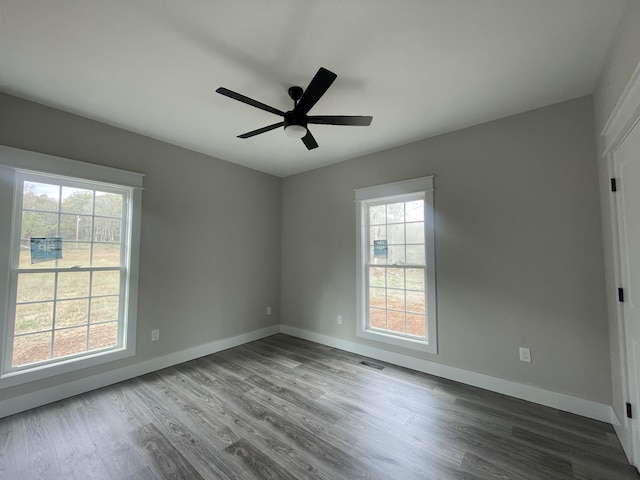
0,346,135,389
357,326,438,354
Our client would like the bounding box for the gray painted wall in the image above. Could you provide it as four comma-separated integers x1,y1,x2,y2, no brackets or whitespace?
0,92,281,401
594,0,640,425
281,96,611,404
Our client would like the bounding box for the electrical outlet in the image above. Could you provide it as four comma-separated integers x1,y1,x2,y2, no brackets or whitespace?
519,347,531,363
151,329,160,341
337,315,343,325
266,306,271,315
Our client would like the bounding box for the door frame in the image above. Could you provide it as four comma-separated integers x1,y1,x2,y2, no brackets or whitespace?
601,61,640,465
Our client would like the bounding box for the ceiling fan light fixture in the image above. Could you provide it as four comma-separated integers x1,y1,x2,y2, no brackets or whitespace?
284,124,307,139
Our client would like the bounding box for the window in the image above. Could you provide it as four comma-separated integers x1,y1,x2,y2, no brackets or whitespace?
355,176,437,353
0,146,143,387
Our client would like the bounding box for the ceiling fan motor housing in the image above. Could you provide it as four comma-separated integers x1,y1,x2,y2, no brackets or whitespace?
284,110,306,129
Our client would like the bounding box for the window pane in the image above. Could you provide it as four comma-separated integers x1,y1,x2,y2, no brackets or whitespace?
369,225,386,243
370,246,387,265
20,243,58,269
53,327,88,358
405,200,424,222
387,268,404,288
17,273,55,303
406,222,424,244
388,245,405,265
90,296,119,323
21,211,58,239
95,193,123,218
369,267,385,288
60,214,93,242
386,203,404,223
369,287,386,308
92,244,121,267
407,314,426,338
55,299,89,328
15,302,53,334
369,308,386,329
13,332,52,367
387,288,405,311
89,322,118,350
388,224,405,245
92,271,120,296
406,245,425,265
406,268,425,290
93,217,121,243
406,290,425,314
61,189,93,214
58,243,91,268
23,182,60,212
388,310,405,333
369,205,386,225
18,243,31,268
57,271,90,299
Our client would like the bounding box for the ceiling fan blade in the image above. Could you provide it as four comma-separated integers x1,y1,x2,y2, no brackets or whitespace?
295,67,337,115
307,115,373,126
237,122,284,138
301,130,319,150
216,87,285,117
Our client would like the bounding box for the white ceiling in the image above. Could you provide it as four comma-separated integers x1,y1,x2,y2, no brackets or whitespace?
0,1,627,177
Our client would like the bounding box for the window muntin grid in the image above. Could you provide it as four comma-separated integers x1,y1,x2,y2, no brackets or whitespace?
365,196,427,340
7,173,129,371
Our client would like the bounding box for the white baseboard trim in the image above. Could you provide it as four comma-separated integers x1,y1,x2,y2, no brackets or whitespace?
0,325,280,419
280,325,614,424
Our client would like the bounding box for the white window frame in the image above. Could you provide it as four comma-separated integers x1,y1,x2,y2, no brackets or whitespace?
355,176,437,354
0,146,143,388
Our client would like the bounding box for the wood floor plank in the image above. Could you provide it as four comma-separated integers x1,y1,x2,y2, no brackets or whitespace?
455,396,621,454
242,340,304,369
247,385,435,480
0,333,637,479
123,466,160,480
132,374,252,480
461,451,531,480
224,438,301,480
12,407,64,479
75,394,151,479
225,386,390,479
512,426,640,479
215,347,328,401
133,423,207,480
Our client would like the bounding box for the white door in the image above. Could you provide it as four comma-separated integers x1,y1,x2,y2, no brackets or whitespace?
614,118,640,466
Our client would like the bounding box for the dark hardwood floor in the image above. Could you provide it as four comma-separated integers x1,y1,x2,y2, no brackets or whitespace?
0,334,637,479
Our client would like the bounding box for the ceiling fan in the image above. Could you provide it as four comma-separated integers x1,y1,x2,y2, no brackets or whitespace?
216,67,373,150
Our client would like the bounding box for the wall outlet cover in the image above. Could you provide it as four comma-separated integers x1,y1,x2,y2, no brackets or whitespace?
519,347,531,363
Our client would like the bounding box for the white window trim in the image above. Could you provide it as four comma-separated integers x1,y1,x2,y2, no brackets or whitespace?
355,176,437,354
0,145,143,388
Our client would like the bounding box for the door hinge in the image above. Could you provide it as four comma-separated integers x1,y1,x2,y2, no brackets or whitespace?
611,178,618,192
627,402,633,419
619,288,625,303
